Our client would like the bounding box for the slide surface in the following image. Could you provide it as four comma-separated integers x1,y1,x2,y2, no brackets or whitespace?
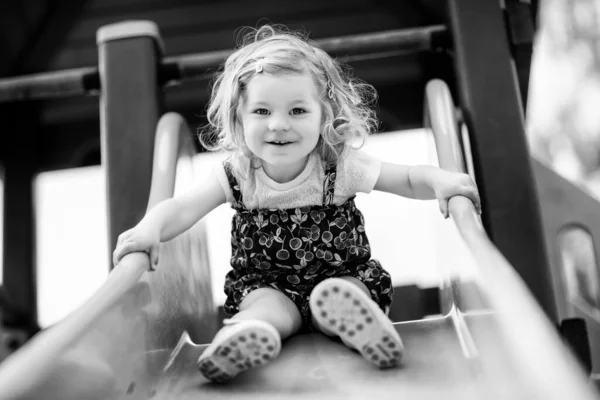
0,114,597,399
150,315,523,400
20,303,571,400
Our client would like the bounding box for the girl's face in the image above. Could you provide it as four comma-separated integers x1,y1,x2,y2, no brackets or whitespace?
239,72,322,183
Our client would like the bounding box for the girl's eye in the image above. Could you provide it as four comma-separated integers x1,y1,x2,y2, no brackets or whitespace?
254,108,269,115
291,108,306,115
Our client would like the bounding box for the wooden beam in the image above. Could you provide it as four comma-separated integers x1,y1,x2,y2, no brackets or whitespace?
9,0,90,74
0,2,40,76
0,104,40,335
446,0,558,321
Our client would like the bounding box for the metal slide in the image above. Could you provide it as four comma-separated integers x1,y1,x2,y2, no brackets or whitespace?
0,82,597,400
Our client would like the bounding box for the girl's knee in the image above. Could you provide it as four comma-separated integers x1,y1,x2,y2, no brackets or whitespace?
337,276,371,297
237,288,302,337
240,287,293,310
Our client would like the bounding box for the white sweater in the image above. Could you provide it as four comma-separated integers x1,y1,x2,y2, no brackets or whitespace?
214,149,382,209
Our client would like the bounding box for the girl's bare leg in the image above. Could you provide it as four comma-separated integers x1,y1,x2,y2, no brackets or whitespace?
231,288,302,339
198,288,301,382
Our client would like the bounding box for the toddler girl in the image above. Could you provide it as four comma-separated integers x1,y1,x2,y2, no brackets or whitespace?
112,24,481,383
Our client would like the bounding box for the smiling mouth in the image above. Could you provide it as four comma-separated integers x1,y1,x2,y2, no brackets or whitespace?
267,141,293,146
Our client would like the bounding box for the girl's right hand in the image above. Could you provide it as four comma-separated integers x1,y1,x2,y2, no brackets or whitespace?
112,225,160,270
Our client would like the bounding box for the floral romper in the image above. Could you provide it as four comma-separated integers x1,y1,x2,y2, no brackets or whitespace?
222,160,393,329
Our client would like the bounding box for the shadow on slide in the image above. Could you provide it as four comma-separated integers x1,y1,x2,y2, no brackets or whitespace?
0,81,597,399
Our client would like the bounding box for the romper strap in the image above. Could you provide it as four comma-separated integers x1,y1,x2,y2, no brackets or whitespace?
223,161,244,208
322,161,338,206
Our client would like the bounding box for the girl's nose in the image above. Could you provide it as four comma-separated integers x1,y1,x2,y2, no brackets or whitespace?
268,115,290,131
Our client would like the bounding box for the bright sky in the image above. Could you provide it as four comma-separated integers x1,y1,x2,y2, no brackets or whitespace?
526,0,600,198
34,167,110,327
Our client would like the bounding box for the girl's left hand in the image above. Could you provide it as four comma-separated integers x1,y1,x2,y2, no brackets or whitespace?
433,170,481,218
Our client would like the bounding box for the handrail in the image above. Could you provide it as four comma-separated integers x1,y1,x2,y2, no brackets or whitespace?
0,113,196,399
0,254,150,398
425,79,596,399
146,112,197,210
424,80,481,227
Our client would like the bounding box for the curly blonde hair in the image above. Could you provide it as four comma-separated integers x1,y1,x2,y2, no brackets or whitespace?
200,24,378,175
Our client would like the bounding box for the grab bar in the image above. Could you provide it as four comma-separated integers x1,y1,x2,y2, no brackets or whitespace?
146,112,196,210
425,79,595,399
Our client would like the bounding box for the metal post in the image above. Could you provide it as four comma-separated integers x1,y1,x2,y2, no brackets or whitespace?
97,21,163,268
446,0,558,321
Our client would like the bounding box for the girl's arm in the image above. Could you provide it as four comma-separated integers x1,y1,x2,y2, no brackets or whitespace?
113,171,226,267
144,171,226,240
374,162,481,217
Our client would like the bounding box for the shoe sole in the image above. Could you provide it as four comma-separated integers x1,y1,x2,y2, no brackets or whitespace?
197,320,281,382
310,278,403,369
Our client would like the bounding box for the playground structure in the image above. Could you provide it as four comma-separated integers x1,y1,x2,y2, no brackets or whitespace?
0,1,599,398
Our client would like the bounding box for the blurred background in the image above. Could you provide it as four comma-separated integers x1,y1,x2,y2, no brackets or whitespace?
0,0,460,330
0,0,599,389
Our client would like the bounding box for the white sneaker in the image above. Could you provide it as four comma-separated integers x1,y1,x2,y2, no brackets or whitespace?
197,319,281,382
310,278,403,368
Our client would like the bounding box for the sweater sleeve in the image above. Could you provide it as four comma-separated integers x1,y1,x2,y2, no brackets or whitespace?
336,148,382,196
213,163,235,204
